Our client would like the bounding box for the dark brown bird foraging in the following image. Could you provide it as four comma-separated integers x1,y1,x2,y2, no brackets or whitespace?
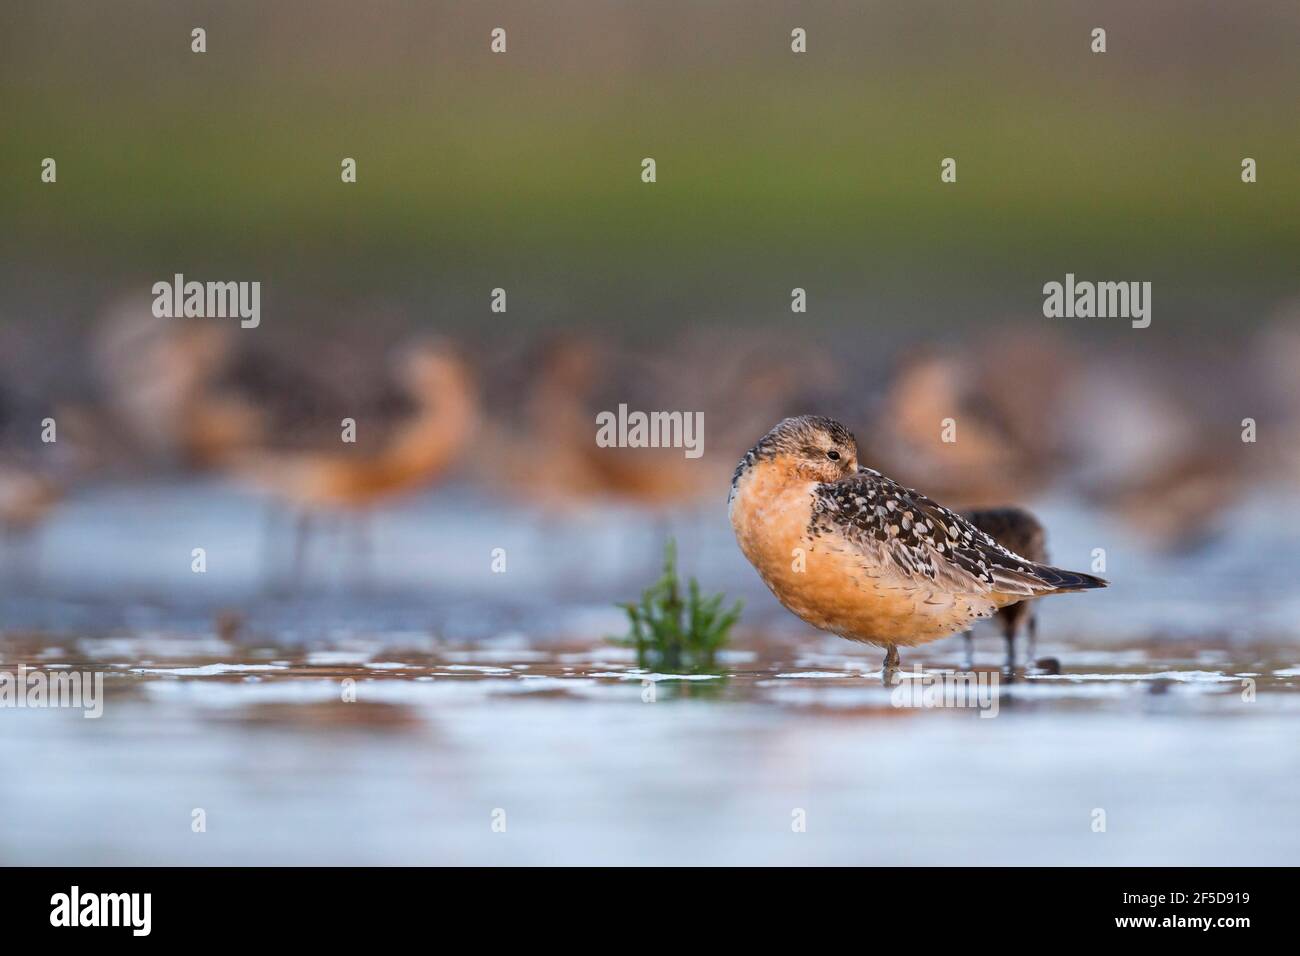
961,507,1052,673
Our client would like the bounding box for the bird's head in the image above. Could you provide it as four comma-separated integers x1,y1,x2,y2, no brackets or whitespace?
395,338,472,398
750,415,859,484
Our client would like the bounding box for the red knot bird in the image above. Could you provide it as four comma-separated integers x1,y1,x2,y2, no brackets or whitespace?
728,416,1106,677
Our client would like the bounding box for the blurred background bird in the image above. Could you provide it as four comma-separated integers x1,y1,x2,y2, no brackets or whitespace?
0,463,62,588
88,299,263,473
230,338,477,590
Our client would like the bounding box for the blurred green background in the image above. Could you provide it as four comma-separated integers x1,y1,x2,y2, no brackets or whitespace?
1,0,1297,333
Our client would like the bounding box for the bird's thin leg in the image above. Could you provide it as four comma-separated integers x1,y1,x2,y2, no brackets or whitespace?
883,643,900,684
261,502,285,594
0,528,15,593
4,528,42,594
27,528,44,594
9,528,38,594
1003,632,1016,677
1026,613,1039,665
351,511,373,592
963,630,975,670
291,511,313,592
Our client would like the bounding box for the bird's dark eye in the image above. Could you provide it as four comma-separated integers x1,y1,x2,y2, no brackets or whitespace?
826,450,841,461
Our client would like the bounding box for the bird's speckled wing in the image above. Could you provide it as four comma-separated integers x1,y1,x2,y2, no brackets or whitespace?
808,468,1055,598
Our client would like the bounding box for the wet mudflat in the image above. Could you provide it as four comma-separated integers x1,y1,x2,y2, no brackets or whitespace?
2,631,1296,866
1,485,1298,864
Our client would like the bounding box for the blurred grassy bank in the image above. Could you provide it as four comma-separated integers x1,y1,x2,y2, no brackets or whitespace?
1,0,1297,327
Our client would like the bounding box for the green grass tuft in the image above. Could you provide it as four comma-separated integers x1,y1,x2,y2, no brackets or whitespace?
611,540,742,673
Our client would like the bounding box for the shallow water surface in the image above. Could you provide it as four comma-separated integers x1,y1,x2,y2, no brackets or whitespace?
1,633,1296,865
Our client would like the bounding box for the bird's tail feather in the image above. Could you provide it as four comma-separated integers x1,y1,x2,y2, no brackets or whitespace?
1031,564,1109,592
